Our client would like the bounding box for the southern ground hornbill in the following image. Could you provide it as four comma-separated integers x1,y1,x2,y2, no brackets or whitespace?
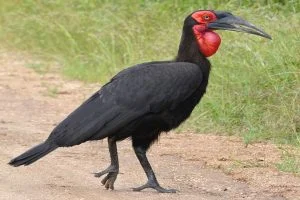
9,10,271,193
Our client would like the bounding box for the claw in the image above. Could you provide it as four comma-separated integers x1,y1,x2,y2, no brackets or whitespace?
132,181,177,193
94,165,118,177
103,175,116,190
96,172,118,190
94,171,108,178
101,172,117,190
101,175,109,185
94,165,118,190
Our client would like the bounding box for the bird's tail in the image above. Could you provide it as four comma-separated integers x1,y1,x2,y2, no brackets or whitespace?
8,141,58,167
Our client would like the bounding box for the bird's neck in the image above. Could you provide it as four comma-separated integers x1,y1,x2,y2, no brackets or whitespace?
175,26,211,79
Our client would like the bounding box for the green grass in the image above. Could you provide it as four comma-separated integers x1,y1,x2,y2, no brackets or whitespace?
44,85,59,98
26,62,49,74
276,147,300,174
0,0,299,146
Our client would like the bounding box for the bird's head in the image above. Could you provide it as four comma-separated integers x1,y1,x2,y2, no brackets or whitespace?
184,10,271,57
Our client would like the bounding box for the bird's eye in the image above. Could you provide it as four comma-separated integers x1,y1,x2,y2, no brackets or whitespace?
203,15,210,21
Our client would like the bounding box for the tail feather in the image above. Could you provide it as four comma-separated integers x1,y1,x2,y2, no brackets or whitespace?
8,141,57,167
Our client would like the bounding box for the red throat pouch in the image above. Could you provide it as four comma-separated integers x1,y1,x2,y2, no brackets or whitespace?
193,25,221,57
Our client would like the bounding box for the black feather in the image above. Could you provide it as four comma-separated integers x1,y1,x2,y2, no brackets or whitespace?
8,142,57,167
9,13,211,168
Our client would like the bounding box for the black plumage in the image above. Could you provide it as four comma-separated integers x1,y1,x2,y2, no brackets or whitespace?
9,10,271,193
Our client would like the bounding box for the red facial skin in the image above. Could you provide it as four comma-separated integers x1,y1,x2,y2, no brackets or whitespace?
191,11,221,57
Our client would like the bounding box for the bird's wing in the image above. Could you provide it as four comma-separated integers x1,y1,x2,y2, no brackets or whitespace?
109,61,203,112
48,61,203,146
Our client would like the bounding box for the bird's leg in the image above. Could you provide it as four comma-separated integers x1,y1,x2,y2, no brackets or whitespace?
94,137,119,190
132,146,176,193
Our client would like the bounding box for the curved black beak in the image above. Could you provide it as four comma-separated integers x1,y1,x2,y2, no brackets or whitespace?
208,11,272,40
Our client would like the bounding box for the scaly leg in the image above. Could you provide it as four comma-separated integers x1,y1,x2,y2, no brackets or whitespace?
94,137,119,190
133,146,176,193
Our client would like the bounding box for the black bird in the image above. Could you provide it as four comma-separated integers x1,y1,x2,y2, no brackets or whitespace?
9,10,271,193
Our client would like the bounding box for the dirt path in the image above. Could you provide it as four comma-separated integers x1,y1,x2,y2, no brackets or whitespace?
0,51,299,200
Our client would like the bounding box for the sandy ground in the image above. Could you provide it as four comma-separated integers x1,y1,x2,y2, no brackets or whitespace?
0,51,299,200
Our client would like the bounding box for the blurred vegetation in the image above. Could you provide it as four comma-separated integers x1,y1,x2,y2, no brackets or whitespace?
276,147,300,174
0,0,299,147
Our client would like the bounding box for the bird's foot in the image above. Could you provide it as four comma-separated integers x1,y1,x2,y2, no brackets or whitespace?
100,171,118,190
93,165,118,190
93,165,118,177
132,180,177,193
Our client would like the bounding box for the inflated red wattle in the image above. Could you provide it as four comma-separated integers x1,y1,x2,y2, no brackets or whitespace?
193,26,221,57
199,31,221,57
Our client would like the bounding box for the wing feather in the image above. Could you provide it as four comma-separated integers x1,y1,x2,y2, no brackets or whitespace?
47,61,203,146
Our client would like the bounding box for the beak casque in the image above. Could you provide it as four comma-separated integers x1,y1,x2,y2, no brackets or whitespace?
207,11,272,40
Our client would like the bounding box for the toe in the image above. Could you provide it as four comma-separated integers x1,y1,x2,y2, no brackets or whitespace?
101,173,117,190
160,188,177,193
94,172,105,177
132,184,148,192
155,186,177,193
104,179,115,190
133,182,177,193
101,176,109,185
105,182,110,189
109,181,114,190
